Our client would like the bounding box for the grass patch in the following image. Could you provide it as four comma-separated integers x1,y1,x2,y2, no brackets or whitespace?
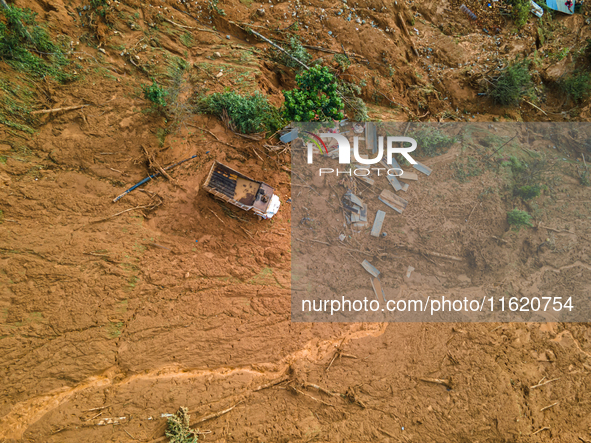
180,32,194,48
198,91,284,134
0,5,76,132
452,157,483,182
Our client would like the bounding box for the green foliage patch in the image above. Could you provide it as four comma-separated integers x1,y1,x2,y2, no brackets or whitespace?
507,209,533,230
283,66,344,122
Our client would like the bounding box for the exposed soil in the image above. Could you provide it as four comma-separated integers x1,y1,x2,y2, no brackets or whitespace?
1,0,591,441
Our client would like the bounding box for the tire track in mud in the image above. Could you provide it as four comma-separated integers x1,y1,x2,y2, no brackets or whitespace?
0,322,387,440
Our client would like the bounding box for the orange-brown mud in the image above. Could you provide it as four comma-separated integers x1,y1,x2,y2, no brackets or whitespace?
1,0,591,441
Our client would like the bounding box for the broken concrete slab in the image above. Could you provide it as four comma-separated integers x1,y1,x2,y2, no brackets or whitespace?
346,192,364,207
379,189,408,213
412,162,433,176
371,210,386,237
386,174,402,191
357,175,375,186
361,259,380,278
398,171,419,181
280,128,298,143
366,122,378,154
370,276,387,302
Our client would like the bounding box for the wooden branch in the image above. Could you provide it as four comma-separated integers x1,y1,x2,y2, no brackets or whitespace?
31,105,89,115
163,17,193,29
191,401,243,425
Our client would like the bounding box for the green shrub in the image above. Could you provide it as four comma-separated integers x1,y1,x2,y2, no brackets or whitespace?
271,36,311,70
489,60,534,106
283,66,344,122
142,79,168,108
165,407,198,443
200,91,284,134
411,128,456,157
507,209,533,230
511,0,530,27
560,72,591,103
515,184,541,200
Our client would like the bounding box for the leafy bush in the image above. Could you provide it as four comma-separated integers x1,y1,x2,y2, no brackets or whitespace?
165,407,198,443
411,128,456,157
283,66,344,122
489,60,534,106
515,184,541,200
507,209,533,230
271,36,311,70
200,91,284,134
142,79,168,108
0,5,71,81
560,72,591,103
511,0,530,28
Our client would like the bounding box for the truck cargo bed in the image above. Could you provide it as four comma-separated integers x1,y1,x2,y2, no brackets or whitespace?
203,161,280,219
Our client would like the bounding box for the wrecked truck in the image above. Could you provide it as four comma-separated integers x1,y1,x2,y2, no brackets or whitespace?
203,161,281,219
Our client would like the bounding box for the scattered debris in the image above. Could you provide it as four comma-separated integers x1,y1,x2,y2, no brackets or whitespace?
342,191,368,229
112,155,198,203
97,417,127,426
406,266,415,278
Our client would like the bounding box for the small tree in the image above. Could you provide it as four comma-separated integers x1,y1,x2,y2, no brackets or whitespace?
489,60,534,106
282,66,344,122
507,209,533,230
